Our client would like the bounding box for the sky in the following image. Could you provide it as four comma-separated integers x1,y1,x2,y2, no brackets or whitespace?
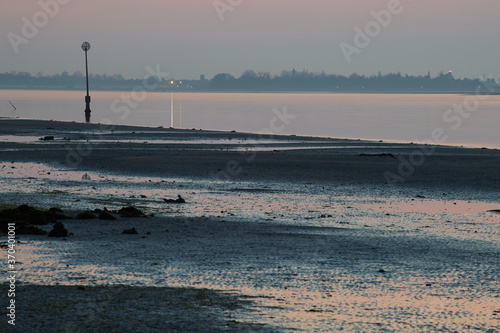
1,0,499,80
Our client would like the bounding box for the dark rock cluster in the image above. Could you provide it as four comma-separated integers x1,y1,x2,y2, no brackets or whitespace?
0,205,70,236
1,204,151,238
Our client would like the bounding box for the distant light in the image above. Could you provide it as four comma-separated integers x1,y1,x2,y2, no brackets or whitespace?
170,80,174,84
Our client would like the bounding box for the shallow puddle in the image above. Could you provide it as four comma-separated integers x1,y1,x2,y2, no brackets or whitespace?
0,135,46,143
360,198,500,215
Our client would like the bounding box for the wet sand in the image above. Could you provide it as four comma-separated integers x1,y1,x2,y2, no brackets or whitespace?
1,118,499,196
1,118,499,332
3,284,274,333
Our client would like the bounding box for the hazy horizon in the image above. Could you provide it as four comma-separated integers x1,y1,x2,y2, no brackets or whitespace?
2,0,499,80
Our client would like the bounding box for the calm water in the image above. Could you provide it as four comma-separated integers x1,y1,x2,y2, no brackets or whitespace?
1,90,499,148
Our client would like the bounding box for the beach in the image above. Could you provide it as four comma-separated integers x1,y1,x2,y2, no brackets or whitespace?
1,118,499,332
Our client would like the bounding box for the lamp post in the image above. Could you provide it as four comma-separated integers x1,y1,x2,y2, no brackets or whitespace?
81,41,91,123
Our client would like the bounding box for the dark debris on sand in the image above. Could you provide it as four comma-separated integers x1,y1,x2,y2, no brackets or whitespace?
48,221,68,237
75,211,97,220
98,209,118,220
359,153,396,159
117,206,146,218
163,195,186,203
122,227,139,235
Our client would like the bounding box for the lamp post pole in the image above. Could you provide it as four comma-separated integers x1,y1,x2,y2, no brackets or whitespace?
81,41,91,123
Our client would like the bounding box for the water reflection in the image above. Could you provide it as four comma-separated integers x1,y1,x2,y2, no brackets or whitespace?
2,90,500,148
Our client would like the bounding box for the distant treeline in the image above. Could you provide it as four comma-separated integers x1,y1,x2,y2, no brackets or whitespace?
211,70,494,92
0,70,497,93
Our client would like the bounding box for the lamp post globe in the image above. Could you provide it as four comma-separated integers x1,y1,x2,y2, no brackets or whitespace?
81,41,91,52
81,41,91,122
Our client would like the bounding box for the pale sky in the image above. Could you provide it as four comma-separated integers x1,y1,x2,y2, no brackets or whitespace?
1,0,499,80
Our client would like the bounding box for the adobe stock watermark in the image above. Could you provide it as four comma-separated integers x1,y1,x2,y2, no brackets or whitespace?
6,223,17,327
384,79,496,185
65,65,169,168
213,0,243,22
340,0,406,64
210,106,296,181
7,0,72,54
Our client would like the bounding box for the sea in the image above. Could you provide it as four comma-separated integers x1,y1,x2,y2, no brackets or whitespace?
1,89,499,148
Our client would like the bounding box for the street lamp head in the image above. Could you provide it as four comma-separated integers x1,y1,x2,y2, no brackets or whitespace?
81,41,91,52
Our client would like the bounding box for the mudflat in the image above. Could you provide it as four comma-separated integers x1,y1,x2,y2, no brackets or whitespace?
1,118,499,195
1,118,499,332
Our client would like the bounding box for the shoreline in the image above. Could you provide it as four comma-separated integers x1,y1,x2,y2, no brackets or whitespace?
2,115,499,150
1,118,499,199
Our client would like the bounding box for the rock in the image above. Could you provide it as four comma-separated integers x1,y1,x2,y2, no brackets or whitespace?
0,205,75,234
0,205,55,225
0,220,15,234
163,195,186,203
98,210,117,220
49,207,63,214
48,222,68,237
359,153,395,159
39,135,54,141
75,211,97,219
49,207,72,220
122,227,138,235
118,206,145,218
17,225,48,235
